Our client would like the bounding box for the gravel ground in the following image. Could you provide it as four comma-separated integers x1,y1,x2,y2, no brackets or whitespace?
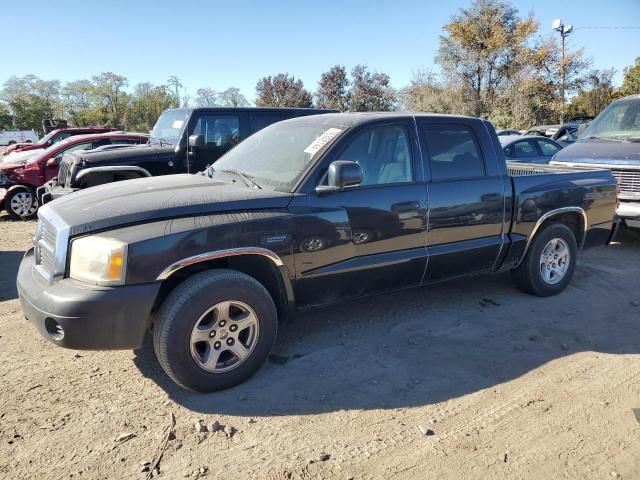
0,215,639,480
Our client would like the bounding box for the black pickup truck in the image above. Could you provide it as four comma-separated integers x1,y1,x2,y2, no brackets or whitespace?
37,107,334,205
18,113,618,392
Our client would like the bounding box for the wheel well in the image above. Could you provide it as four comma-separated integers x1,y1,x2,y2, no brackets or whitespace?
150,255,291,328
540,212,584,247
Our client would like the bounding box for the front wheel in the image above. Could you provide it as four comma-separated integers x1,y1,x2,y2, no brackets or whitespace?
5,187,38,219
153,269,278,392
511,222,577,296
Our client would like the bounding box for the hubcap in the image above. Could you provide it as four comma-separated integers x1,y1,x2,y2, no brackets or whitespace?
539,238,570,285
9,191,37,217
189,300,259,373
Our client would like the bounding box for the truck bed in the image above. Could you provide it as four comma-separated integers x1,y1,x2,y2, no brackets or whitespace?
501,160,618,269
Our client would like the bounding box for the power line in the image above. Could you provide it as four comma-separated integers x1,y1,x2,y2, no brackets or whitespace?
573,26,640,30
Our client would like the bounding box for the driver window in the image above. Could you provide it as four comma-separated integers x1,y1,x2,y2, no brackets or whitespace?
338,125,413,186
191,115,240,148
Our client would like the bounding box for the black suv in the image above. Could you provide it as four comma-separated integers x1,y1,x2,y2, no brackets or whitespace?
39,107,334,204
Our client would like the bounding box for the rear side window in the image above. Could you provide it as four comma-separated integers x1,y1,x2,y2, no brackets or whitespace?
252,114,289,133
422,124,485,180
512,140,538,158
537,139,561,156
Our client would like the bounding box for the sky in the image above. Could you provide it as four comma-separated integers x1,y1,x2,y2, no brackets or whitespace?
3,0,639,103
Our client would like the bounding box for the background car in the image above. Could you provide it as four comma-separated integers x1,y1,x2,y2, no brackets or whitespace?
3,126,116,156
500,135,564,164
0,132,148,218
522,124,560,137
496,129,521,136
552,123,579,146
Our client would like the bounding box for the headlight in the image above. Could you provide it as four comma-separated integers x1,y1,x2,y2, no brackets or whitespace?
69,236,128,285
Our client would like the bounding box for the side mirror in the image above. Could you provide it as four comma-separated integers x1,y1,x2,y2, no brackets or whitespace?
46,157,58,167
188,134,204,149
315,160,362,195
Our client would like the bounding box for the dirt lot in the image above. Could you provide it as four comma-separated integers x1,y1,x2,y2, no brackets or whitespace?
0,216,639,480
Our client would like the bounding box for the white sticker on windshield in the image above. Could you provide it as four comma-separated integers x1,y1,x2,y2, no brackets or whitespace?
172,120,185,129
304,128,342,156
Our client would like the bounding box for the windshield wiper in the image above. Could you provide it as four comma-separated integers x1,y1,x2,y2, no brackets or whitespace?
220,169,262,189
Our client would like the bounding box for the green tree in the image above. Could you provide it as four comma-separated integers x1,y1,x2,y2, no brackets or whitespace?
92,72,129,128
61,79,105,126
167,76,183,107
126,82,175,132
316,65,350,111
0,102,13,129
349,65,396,112
1,75,61,133
255,73,313,107
436,0,538,117
567,69,616,118
618,57,640,97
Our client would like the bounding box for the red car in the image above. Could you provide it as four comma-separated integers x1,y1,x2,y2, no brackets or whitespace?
3,126,117,156
0,132,148,219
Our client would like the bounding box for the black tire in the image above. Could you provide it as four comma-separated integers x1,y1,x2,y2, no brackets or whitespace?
511,222,577,297
5,187,38,220
153,269,278,392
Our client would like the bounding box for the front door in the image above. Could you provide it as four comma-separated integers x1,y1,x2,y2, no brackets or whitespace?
186,112,247,172
292,121,428,308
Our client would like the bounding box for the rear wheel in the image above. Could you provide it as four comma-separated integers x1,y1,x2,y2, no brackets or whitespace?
511,222,577,296
6,188,38,219
153,269,278,392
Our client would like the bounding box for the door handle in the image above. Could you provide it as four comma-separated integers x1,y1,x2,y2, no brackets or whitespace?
481,193,502,202
392,201,420,213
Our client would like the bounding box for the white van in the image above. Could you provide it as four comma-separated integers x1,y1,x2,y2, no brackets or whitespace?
0,129,38,145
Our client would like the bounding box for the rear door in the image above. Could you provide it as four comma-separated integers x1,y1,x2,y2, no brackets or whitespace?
250,112,292,133
419,120,507,283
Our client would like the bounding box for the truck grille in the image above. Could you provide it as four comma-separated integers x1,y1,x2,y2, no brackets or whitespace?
57,161,72,186
610,168,640,194
33,206,70,283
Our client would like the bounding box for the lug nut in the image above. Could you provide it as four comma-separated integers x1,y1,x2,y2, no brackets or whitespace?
229,324,238,332
209,330,216,338
214,341,221,349
219,320,227,327
226,338,234,346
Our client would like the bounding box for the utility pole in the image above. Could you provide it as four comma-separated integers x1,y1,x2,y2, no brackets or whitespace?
552,19,573,124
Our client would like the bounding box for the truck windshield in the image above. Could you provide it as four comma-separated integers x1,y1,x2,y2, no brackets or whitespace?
37,130,57,145
583,98,640,141
149,110,189,145
211,118,346,192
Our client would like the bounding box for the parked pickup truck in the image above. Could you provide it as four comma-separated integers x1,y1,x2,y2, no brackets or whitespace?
551,94,640,228
17,113,618,393
38,107,334,205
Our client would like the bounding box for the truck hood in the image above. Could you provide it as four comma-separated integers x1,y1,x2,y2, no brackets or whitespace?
45,174,293,235
553,139,640,166
75,143,170,165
